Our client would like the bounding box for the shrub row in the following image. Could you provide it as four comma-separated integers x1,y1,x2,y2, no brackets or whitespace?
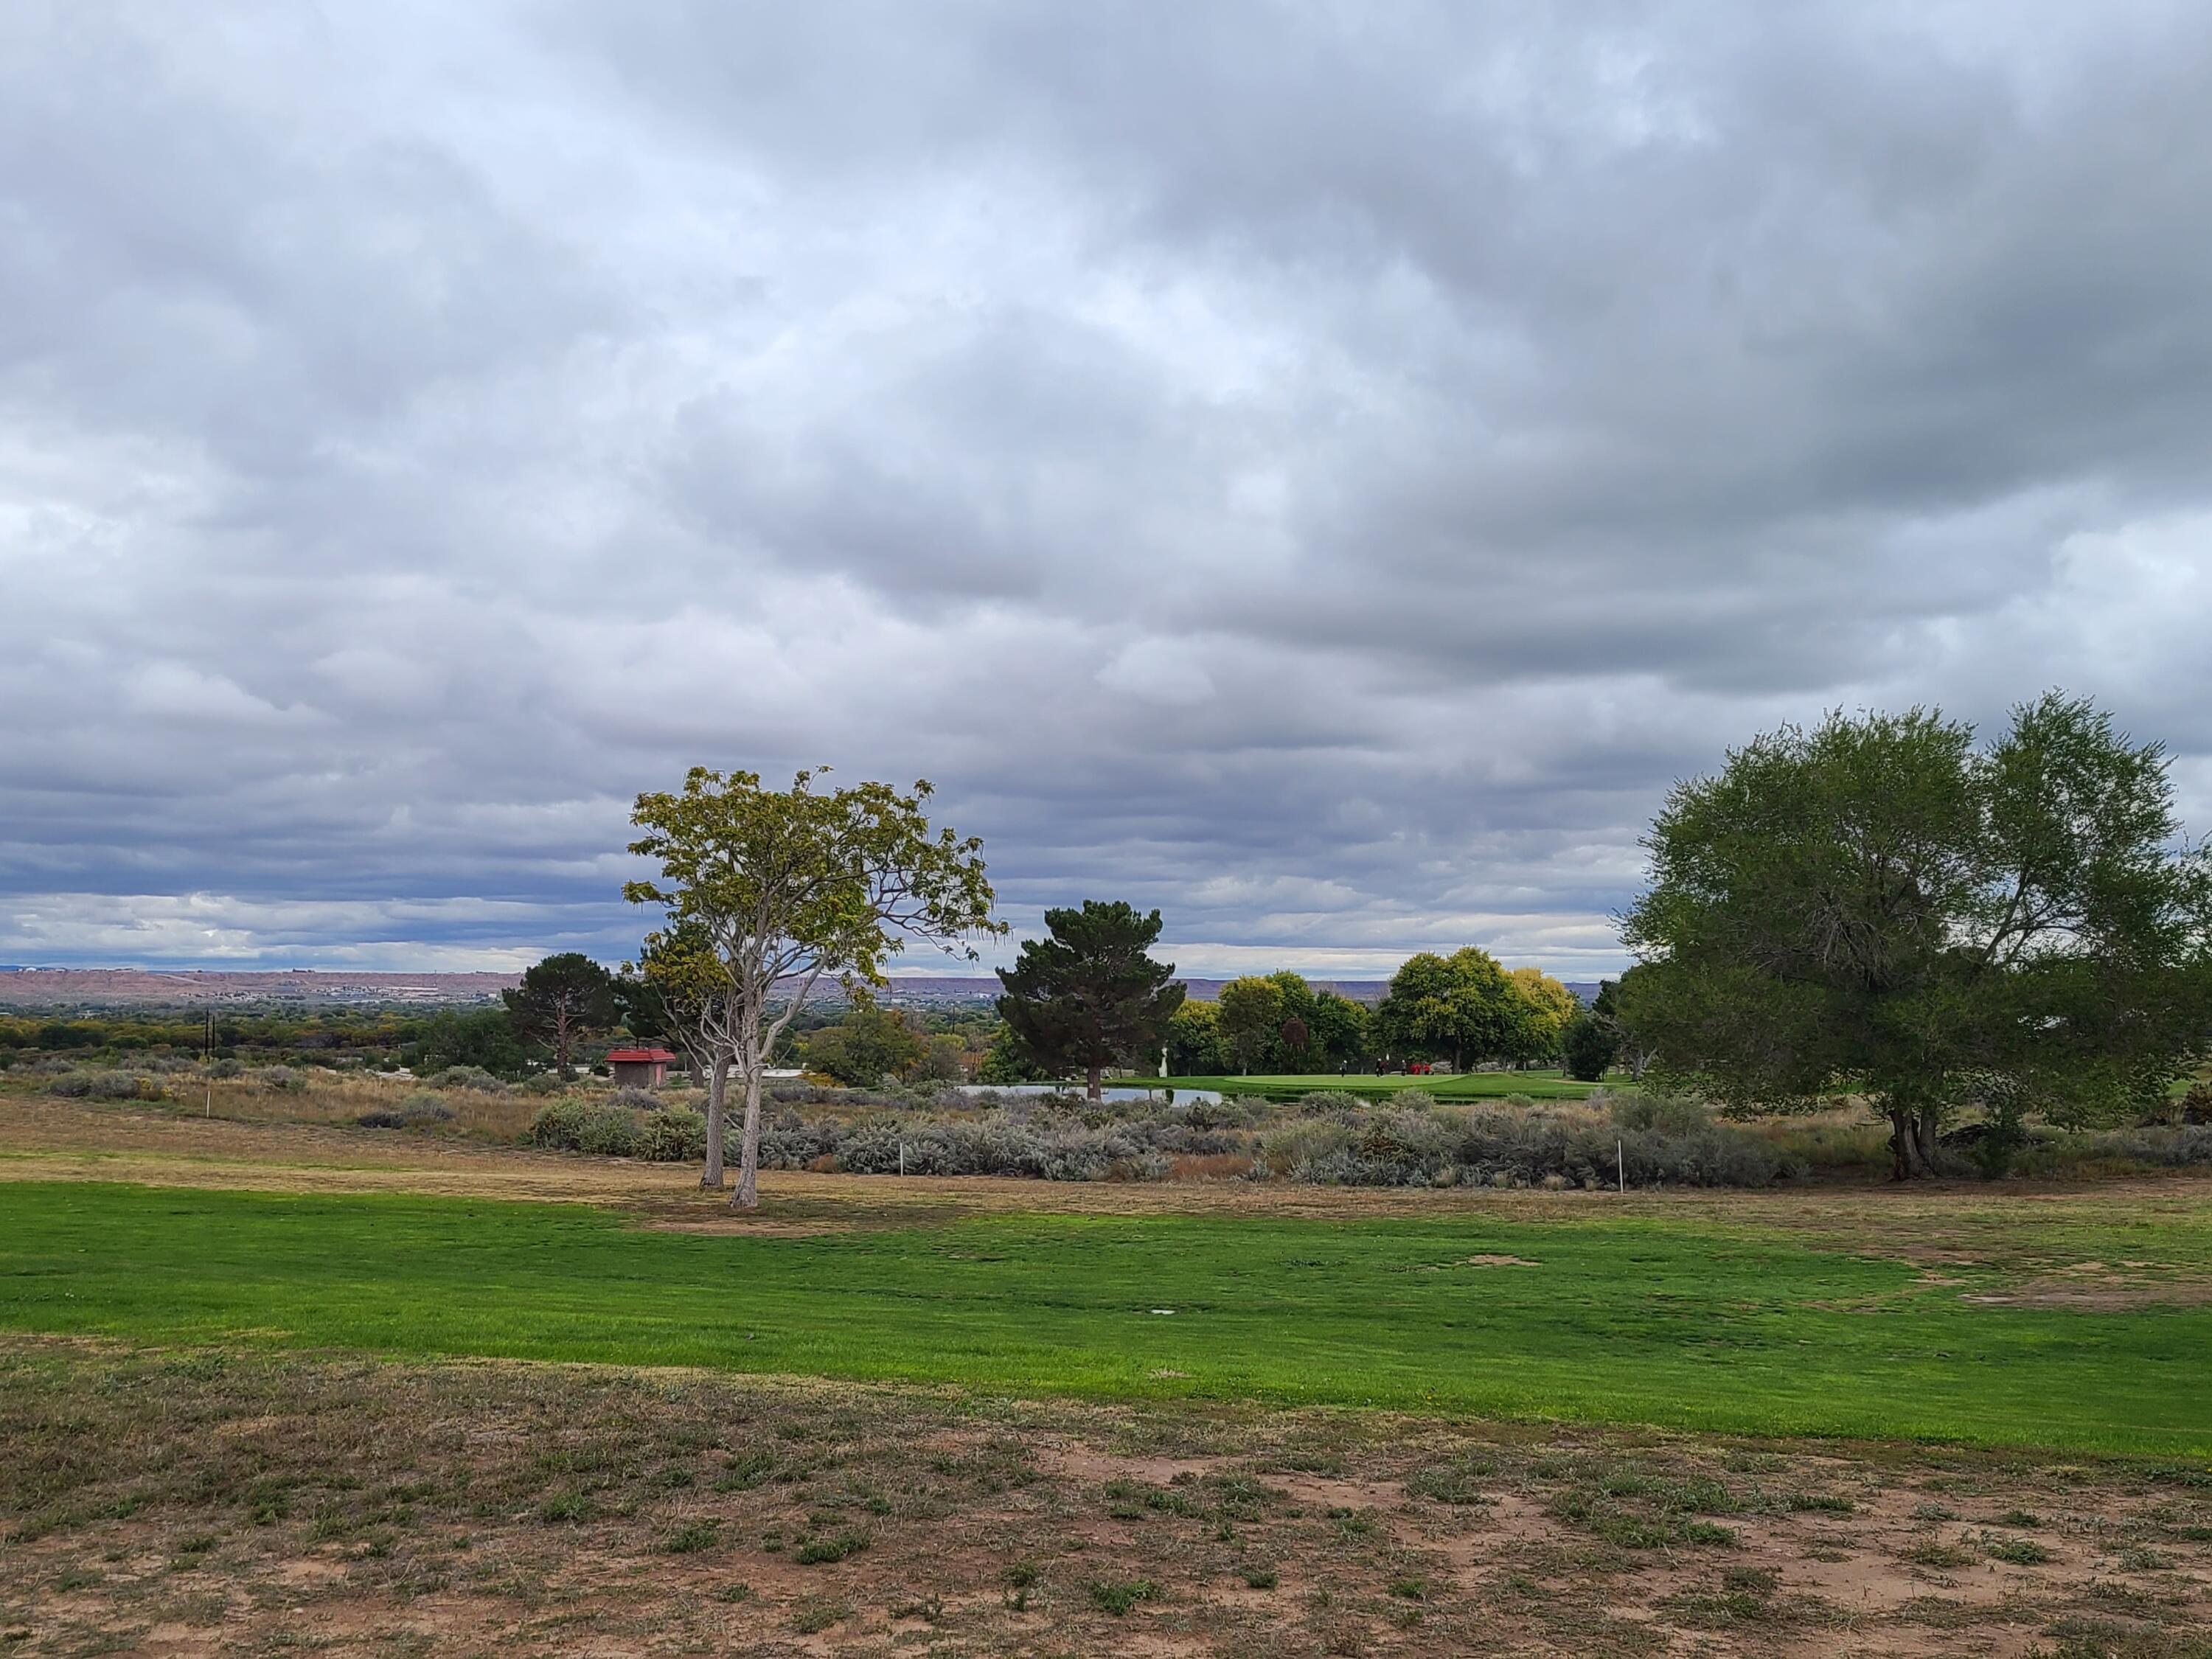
1253,1105,1793,1189
45,1070,162,1102
526,1099,709,1162
719,1093,1795,1189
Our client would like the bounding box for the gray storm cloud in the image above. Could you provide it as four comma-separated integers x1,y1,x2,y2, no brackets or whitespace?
2,0,2210,975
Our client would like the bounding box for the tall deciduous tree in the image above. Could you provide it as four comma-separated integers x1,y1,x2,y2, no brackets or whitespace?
502,953,619,1079
1309,989,1374,1071
995,900,1185,1098
1166,1000,1226,1074
1507,967,1580,1065
1621,695,2212,1178
1215,975,1284,1073
1374,947,1529,1068
627,768,1000,1207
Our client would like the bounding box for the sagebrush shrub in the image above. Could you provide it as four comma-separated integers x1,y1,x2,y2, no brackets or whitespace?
527,1100,640,1157
1606,1091,1711,1135
46,1070,156,1102
636,1108,709,1162
424,1065,506,1093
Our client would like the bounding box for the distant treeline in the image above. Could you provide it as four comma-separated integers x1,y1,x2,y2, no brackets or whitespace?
0,1009,529,1074
0,1001,998,1082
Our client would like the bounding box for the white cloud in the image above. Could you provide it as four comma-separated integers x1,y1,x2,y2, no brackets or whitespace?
3,3,2212,976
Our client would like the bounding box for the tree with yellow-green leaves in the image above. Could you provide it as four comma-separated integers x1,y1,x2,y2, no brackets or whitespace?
1507,965,1580,1066
626,768,1001,1208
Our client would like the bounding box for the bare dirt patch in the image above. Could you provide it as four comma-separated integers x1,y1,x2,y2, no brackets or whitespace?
4,1339,2208,1657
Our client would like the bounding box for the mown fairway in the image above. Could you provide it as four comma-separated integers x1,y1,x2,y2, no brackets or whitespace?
4,1180,2208,1458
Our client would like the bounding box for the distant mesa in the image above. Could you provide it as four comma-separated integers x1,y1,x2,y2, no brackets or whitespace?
0,968,522,1009
0,967,1605,1010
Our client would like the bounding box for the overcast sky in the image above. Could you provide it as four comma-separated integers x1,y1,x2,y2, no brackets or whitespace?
4,1,2211,978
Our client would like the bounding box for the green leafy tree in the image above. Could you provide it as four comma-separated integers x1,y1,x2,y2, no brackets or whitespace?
802,1000,927,1087
1308,990,1373,1070
627,768,1000,1206
1216,976,1284,1073
977,1020,1051,1084
1621,695,2212,1179
1166,1000,1225,1074
995,900,1186,1099
1373,947,1528,1068
1559,1013,1620,1082
410,1008,535,1079
502,953,619,1079
1507,967,1579,1066
917,1032,970,1083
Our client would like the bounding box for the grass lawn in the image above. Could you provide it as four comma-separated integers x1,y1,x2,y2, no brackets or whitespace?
4,1180,2208,1458
1141,1069,1604,1102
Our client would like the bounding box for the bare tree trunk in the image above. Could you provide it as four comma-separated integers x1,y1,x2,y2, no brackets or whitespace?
701,1052,729,1189
1888,1103,1944,1180
1915,1109,1941,1175
1086,1060,1102,1100
732,1057,765,1210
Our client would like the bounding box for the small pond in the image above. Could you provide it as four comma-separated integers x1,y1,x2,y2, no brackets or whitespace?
953,1082,1225,1106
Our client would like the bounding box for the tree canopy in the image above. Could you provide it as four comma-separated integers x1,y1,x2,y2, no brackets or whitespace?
1506,966,1580,1065
1620,694,2212,1177
1216,975,1284,1073
1166,999,1226,1074
995,900,1185,1097
501,953,617,1078
1373,947,1534,1068
801,999,926,1088
627,768,999,1205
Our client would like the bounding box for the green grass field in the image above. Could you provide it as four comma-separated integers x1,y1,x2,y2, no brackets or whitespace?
1141,1068,1603,1102
4,1180,2207,1458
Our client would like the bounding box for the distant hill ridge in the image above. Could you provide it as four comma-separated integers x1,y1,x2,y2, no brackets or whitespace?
0,967,1604,1009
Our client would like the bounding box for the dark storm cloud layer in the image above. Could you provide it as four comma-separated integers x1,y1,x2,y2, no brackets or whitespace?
3,1,2211,973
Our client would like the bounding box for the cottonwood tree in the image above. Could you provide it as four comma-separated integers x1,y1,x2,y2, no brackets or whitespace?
1374,947,1531,1068
1621,695,2212,1179
995,900,1185,1098
627,768,999,1207
1308,989,1373,1070
1508,966,1581,1065
502,953,619,1079
1166,999,1226,1074
1215,975,1283,1073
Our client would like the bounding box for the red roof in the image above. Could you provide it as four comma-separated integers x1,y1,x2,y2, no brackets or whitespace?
606,1047,678,1062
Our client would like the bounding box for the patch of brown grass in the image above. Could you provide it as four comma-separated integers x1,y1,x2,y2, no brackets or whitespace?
3,1338,2206,1656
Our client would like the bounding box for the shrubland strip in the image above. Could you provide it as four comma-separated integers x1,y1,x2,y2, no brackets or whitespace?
16,1057,2212,1189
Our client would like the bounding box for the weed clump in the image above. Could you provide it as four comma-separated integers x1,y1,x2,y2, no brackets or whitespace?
1088,1578,1160,1615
